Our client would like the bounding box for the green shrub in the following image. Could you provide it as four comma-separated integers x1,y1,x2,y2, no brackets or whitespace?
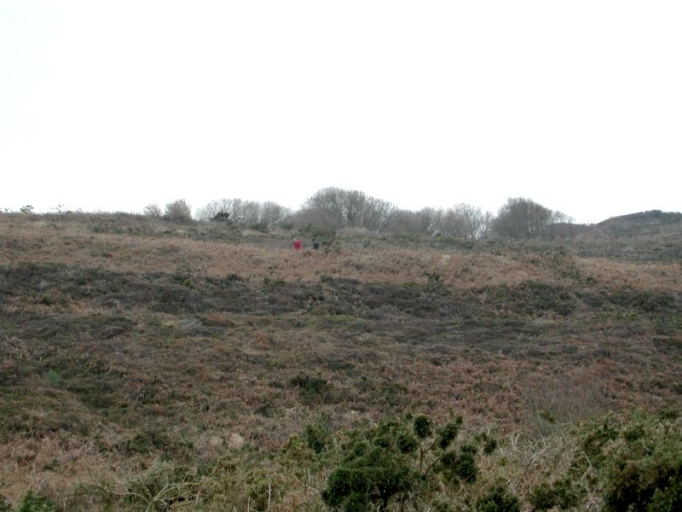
437,419,461,448
0,495,11,512
604,459,682,512
16,491,61,512
289,373,335,404
414,414,433,439
648,476,682,512
580,416,619,459
322,447,416,512
559,412,682,512
396,432,419,454
322,415,480,511
212,211,230,222
451,444,478,484
480,433,498,455
246,468,281,511
529,478,580,511
476,484,521,512
303,423,331,454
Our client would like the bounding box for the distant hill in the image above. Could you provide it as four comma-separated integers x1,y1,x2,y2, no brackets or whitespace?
596,210,682,235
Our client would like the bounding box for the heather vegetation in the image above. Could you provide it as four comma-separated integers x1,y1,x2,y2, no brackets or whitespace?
0,194,681,511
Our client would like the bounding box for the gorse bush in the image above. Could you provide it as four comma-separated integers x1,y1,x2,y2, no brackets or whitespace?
534,412,682,512
289,373,336,405
603,449,682,512
303,422,332,454
476,484,521,512
319,412,682,512
321,414,488,512
0,492,62,512
15,492,61,512
529,478,580,510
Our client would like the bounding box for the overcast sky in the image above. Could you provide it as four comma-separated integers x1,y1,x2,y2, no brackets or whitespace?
1,1,680,224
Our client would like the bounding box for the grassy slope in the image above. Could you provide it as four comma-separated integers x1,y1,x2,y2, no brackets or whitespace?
0,212,681,510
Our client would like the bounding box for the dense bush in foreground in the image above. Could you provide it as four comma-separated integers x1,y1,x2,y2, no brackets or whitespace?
2,411,679,511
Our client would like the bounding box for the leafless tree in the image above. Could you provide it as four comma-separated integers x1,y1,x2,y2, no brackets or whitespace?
143,204,162,218
197,199,290,229
296,187,395,231
383,209,422,234
414,207,444,235
491,197,570,238
259,201,291,227
196,199,233,221
164,199,192,223
439,204,492,239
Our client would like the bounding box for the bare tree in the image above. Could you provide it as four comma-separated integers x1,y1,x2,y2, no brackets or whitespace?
296,187,395,231
415,207,444,235
197,199,290,229
143,204,162,218
383,209,422,234
440,204,492,239
196,199,233,221
232,199,261,226
299,187,346,229
491,197,569,238
259,201,291,227
164,199,192,223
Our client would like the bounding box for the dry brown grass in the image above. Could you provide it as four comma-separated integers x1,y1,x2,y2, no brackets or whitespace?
577,257,681,290
0,421,127,507
3,215,680,291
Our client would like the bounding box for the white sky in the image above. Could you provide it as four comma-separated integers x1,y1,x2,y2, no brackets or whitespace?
1,1,680,224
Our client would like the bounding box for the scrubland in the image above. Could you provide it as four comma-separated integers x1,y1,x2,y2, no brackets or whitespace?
0,212,681,511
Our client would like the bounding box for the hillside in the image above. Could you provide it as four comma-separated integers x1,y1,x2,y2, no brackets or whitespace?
596,209,682,236
0,212,681,511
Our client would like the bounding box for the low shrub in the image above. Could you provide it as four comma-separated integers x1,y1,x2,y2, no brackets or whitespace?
321,414,481,512
529,478,580,510
15,491,61,512
476,484,521,512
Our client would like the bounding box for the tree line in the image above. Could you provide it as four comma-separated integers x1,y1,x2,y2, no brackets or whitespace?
146,187,572,239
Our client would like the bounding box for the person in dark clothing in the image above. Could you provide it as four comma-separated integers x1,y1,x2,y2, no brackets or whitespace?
312,239,320,250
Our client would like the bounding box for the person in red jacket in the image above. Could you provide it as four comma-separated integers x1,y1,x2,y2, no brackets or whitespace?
293,238,302,250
